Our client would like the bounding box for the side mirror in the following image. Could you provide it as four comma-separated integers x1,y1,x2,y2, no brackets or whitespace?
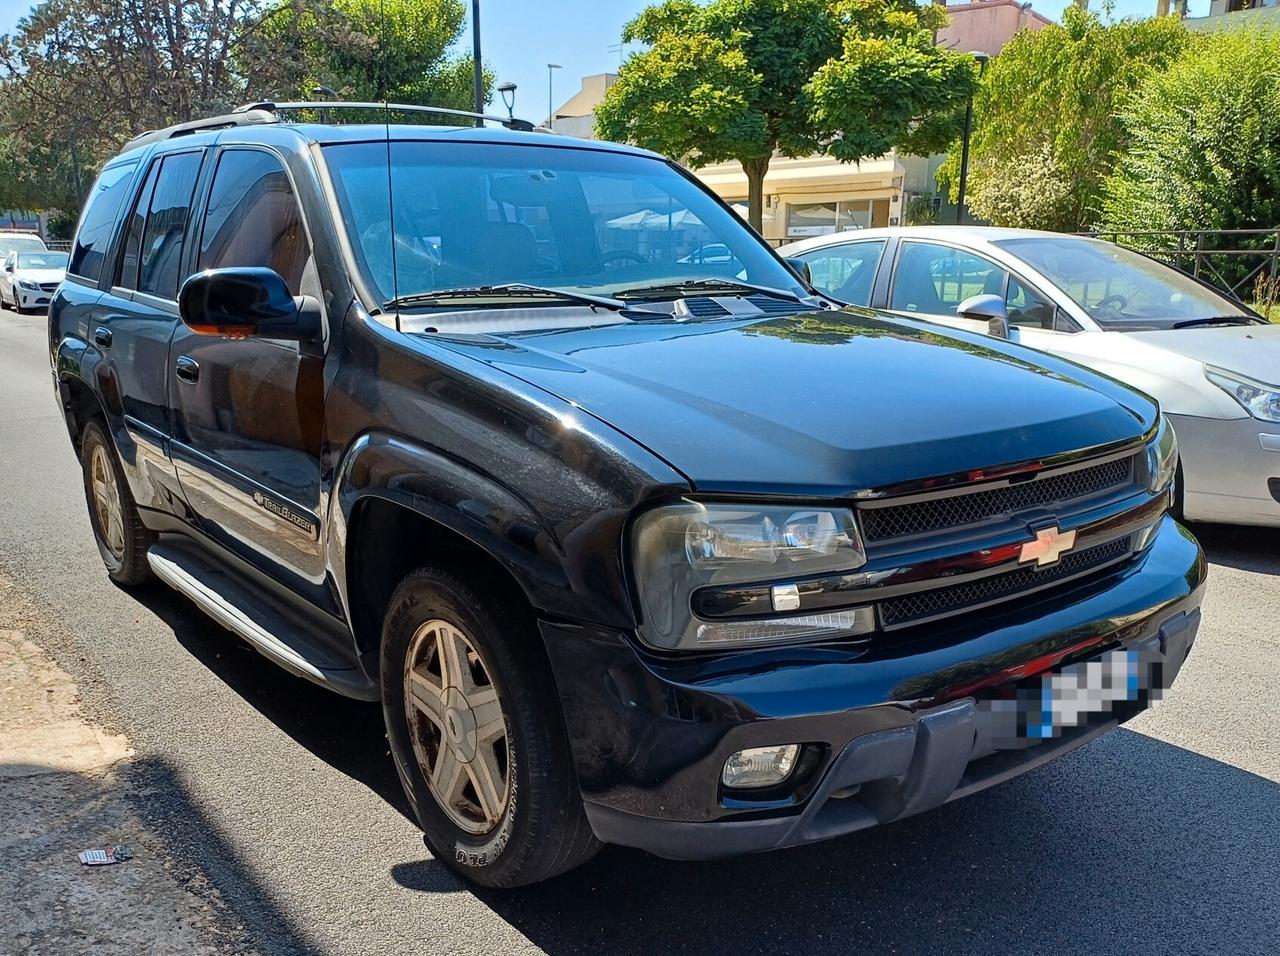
784,256,812,285
957,293,1009,338
178,267,320,341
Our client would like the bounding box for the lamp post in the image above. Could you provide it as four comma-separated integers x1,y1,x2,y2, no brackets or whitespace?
547,63,562,129
471,0,483,125
498,82,517,121
954,50,990,225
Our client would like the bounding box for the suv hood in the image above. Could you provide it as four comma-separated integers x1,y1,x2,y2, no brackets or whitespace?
434,311,1155,495
1127,324,1280,384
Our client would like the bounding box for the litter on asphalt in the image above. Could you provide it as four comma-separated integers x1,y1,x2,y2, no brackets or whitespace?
77,845,133,866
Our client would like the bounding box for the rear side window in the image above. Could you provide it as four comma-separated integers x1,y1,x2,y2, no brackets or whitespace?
136,152,202,299
69,162,138,283
198,149,311,295
797,240,886,306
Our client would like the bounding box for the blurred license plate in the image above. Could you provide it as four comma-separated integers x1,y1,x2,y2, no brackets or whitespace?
978,647,1165,744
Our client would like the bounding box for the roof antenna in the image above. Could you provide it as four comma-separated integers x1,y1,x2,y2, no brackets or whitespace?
380,0,400,331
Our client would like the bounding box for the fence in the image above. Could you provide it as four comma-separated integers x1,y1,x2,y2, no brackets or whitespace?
1084,228,1280,303
46,240,72,252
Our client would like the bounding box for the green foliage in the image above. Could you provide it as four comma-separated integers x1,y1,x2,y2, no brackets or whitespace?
938,7,1187,231
902,194,937,226
1101,29,1280,241
966,143,1076,231
243,0,487,108
596,0,977,230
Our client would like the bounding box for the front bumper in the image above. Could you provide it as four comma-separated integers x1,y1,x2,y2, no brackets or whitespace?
1169,411,1280,527
540,516,1205,860
16,287,52,311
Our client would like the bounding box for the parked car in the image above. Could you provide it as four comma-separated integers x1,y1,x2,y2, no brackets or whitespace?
781,226,1280,528
0,249,68,312
0,230,47,261
52,105,1203,888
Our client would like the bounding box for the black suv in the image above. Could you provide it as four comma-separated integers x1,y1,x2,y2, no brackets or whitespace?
51,103,1204,888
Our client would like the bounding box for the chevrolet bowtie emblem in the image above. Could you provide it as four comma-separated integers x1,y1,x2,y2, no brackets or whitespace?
1019,525,1077,567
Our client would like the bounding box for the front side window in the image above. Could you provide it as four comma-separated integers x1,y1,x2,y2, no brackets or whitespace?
198,149,311,295
890,241,1008,316
996,236,1251,330
797,240,886,306
322,140,801,319
1006,277,1055,330
70,162,138,282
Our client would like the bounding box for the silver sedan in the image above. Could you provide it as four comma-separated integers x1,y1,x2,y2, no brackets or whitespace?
780,226,1280,528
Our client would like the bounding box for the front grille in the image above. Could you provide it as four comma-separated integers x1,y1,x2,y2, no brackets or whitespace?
39,282,59,293
879,535,1135,629
860,456,1135,543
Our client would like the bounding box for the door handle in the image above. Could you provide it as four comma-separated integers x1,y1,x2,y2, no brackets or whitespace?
175,355,200,384
93,327,112,349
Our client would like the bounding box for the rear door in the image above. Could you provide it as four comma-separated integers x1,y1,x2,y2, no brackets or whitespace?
90,148,205,517
790,239,888,307
167,146,329,594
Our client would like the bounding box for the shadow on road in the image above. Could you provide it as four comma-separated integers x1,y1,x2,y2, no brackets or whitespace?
122,524,1280,956
1189,521,1280,576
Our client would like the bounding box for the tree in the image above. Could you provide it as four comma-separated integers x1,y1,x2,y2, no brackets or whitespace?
1101,30,1280,244
595,0,978,233
937,7,1187,231
241,0,487,109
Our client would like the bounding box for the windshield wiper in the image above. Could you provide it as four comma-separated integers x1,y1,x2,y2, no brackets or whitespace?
612,278,804,303
1171,315,1268,329
386,283,646,313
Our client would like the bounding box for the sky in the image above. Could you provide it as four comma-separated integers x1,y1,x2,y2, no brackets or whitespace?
0,0,1213,125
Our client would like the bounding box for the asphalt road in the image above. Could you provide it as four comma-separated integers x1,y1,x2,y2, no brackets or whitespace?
1,309,1277,955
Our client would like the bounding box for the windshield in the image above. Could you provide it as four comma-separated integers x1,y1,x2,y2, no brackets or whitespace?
0,236,46,258
322,140,801,318
996,236,1249,330
17,252,67,270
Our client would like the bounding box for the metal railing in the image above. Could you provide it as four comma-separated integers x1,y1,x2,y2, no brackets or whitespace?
1084,228,1280,301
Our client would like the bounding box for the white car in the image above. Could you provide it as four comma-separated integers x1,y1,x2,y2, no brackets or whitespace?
0,249,67,312
781,226,1280,528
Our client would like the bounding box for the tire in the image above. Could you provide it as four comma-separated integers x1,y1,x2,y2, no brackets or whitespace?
80,419,153,585
381,567,600,887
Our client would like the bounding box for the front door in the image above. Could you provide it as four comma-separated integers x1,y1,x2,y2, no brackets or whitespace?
168,147,330,597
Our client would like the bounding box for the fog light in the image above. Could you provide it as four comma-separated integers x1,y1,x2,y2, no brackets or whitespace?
722,744,800,789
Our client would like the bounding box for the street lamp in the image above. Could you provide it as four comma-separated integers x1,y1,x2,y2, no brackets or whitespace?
547,63,562,129
498,82,517,120
954,50,990,225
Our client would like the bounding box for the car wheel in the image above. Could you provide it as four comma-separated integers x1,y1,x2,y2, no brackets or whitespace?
80,420,153,585
381,567,600,887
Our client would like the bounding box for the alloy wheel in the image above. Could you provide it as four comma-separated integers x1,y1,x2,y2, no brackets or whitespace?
404,619,510,834
89,444,125,559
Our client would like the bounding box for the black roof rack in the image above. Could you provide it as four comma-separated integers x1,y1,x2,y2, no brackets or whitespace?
123,100,538,151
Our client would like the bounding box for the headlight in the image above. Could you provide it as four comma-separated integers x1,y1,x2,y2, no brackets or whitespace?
1140,416,1178,494
631,501,868,651
1205,366,1280,423
17,279,38,291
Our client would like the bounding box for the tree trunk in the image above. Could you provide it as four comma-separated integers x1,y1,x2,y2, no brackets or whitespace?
743,155,771,236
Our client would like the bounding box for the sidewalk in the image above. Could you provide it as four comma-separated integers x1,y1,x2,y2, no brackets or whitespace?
0,574,247,955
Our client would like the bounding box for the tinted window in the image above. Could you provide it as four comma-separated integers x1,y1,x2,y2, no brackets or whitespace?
890,242,1007,315
117,162,160,290
322,140,801,312
69,162,138,282
199,150,311,294
137,152,202,299
797,241,886,306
